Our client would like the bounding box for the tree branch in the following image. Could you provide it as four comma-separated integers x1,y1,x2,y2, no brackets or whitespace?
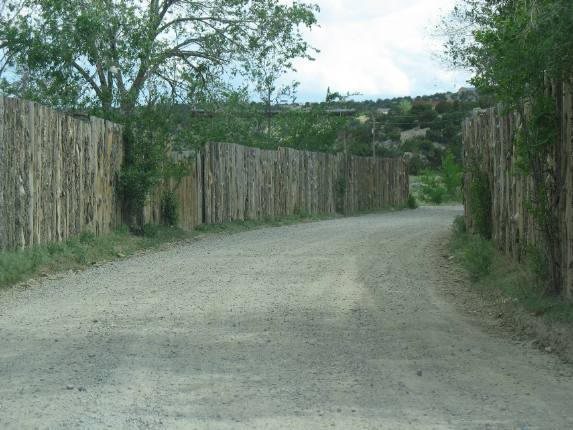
71,61,103,100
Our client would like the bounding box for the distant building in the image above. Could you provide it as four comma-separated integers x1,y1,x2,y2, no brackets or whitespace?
377,108,391,115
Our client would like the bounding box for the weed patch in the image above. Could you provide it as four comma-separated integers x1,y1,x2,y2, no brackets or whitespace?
0,213,339,290
0,226,192,289
407,194,418,209
450,216,573,325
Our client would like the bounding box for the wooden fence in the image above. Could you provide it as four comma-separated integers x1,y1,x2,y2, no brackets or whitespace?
1,96,409,251
0,96,123,251
202,143,409,224
342,154,409,214
462,81,573,299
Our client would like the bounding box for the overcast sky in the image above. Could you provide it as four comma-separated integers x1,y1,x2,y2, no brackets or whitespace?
286,0,472,102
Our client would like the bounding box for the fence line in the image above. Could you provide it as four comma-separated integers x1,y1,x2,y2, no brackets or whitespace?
462,81,573,298
202,143,409,224
1,96,409,251
0,96,123,251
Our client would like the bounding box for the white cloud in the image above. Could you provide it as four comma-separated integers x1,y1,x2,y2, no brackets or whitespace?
286,0,472,102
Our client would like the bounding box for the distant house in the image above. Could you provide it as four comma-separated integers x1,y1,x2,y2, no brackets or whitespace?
377,108,391,115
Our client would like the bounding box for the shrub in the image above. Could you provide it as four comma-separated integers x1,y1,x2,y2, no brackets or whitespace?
526,245,551,291
79,230,96,244
335,176,347,213
161,191,179,227
441,151,462,200
419,170,446,204
469,171,492,239
142,224,160,238
462,236,495,281
452,215,466,235
407,194,418,209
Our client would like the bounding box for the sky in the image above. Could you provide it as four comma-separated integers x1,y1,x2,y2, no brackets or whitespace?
286,0,473,102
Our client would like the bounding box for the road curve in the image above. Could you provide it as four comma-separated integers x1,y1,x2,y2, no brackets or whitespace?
1,206,572,430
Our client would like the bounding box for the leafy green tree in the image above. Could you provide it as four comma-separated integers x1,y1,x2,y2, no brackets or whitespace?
0,0,318,118
398,99,412,114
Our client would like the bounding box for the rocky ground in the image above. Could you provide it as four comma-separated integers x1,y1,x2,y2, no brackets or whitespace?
1,206,572,429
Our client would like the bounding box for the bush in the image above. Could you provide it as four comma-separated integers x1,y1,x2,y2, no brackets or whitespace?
469,170,492,239
452,215,466,235
419,170,447,204
526,245,551,291
335,176,347,213
161,191,179,226
462,236,495,281
79,230,96,244
441,151,462,200
142,224,161,238
407,194,418,209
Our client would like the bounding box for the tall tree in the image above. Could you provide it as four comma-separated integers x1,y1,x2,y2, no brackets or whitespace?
0,0,318,118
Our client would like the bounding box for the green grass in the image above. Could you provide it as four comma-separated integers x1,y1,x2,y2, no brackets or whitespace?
0,225,193,289
0,212,339,290
1,208,411,291
194,212,336,234
450,216,573,324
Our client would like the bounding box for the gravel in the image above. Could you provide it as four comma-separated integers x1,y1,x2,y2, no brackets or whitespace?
1,205,572,429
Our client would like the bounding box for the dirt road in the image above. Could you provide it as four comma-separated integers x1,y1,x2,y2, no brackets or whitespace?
1,206,572,429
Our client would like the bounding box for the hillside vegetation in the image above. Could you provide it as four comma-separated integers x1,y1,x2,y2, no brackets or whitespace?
165,88,491,175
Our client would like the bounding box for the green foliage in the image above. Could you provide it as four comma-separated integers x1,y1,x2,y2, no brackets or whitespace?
119,116,164,225
0,0,318,117
0,226,192,288
79,230,96,245
141,224,161,238
407,194,418,209
161,191,179,227
468,170,492,240
450,223,573,324
335,176,347,213
419,170,447,204
398,100,412,114
441,151,462,200
119,104,193,228
442,0,573,106
461,235,495,282
525,245,549,286
452,215,466,235
192,213,335,234
0,0,320,234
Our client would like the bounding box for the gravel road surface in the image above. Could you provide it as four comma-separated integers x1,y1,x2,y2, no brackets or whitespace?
1,206,572,429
